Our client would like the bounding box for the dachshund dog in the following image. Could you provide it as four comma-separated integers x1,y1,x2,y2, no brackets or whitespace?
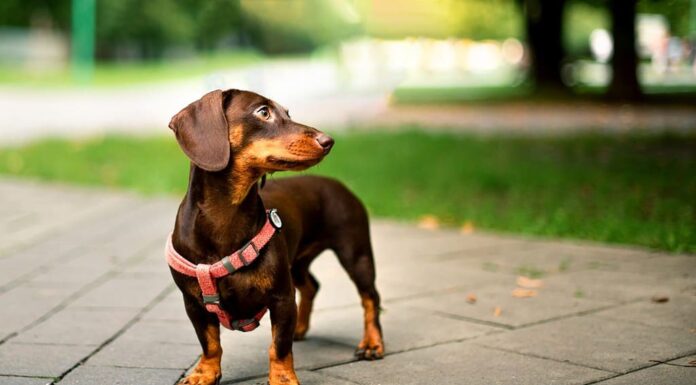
167,89,384,385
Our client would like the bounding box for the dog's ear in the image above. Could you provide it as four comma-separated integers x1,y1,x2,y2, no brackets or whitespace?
168,89,230,172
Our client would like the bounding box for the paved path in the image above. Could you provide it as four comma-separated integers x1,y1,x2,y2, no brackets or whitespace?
3,58,696,145
0,178,694,385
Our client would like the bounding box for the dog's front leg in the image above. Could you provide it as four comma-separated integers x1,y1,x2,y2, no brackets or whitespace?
268,295,300,385
180,299,222,385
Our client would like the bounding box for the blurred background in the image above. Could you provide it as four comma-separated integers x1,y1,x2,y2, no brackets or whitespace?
0,0,694,253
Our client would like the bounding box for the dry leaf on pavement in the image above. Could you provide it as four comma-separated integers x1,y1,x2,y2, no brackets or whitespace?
466,293,477,304
516,276,544,288
511,288,538,298
493,306,502,317
651,295,669,303
460,221,475,234
418,215,439,230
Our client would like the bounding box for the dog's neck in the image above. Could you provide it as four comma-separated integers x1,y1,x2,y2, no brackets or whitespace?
179,163,266,256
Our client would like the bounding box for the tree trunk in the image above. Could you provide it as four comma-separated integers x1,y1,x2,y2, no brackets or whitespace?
523,0,567,93
608,0,642,101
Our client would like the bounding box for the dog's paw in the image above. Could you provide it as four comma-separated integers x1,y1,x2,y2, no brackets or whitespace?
178,372,221,385
354,340,384,360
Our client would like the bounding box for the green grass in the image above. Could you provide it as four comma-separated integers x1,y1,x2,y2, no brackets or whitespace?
0,130,694,253
392,84,696,105
0,50,262,87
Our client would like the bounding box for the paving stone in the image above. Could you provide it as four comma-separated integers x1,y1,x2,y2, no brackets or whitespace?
320,341,611,385
456,242,653,278
140,290,189,322
593,355,696,385
593,294,696,330
542,270,694,303
307,301,501,353
116,318,199,345
85,338,199,370
400,282,613,328
70,272,171,309
12,306,138,345
0,281,81,334
227,370,360,385
475,315,696,373
217,320,357,382
59,365,183,385
0,342,94,377
0,377,51,385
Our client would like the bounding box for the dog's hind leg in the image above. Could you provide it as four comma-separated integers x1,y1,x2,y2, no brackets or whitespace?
333,240,384,360
292,262,320,341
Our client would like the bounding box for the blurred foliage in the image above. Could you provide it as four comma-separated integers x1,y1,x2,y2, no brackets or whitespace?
638,0,692,37
356,0,522,39
564,0,609,57
0,0,692,58
240,0,360,54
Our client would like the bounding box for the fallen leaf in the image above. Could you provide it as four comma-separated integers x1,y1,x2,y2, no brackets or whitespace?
651,295,669,303
460,221,475,234
512,288,538,298
418,215,439,230
516,276,544,288
466,293,477,304
493,306,502,317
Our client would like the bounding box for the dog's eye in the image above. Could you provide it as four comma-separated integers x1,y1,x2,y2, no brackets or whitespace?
255,106,271,120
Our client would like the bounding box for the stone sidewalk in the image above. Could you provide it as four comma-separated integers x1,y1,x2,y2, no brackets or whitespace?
0,178,694,385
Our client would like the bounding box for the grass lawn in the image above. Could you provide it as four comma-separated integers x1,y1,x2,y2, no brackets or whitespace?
391,84,696,105
0,130,693,253
0,50,261,87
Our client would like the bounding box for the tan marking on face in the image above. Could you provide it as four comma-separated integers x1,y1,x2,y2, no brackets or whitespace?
228,124,244,148
227,136,323,204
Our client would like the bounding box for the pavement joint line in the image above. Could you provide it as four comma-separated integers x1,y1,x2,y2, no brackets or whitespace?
0,199,158,294
0,230,171,346
591,309,696,333
475,343,618,374
508,298,646,330
308,284,475,314
427,309,515,330
0,243,86,295
0,195,136,260
50,284,178,384
0,373,56,380
581,348,696,385
0,270,119,346
306,332,505,373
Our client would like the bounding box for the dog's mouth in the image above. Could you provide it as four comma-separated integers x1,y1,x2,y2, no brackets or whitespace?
266,155,323,170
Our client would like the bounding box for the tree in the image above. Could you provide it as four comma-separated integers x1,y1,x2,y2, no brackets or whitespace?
517,0,568,93
607,0,641,100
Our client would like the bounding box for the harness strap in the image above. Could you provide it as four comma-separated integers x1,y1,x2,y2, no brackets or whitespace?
166,209,281,332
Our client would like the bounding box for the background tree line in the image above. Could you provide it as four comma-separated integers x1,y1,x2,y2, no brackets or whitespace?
0,0,692,100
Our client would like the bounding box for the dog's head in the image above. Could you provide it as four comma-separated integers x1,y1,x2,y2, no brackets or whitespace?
168,89,333,173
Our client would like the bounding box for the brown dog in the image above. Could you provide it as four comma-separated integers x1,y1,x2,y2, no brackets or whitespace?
167,89,384,385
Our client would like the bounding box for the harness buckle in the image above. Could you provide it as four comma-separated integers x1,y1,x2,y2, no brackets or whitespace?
202,294,220,305
231,318,258,331
238,241,258,265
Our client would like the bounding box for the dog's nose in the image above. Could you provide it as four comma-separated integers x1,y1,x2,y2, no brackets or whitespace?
316,134,334,152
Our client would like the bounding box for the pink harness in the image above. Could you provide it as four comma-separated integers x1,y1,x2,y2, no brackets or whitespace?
165,209,281,332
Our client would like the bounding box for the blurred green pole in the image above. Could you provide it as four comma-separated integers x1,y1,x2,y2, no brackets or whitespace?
691,0,696,38
71,0,96,84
